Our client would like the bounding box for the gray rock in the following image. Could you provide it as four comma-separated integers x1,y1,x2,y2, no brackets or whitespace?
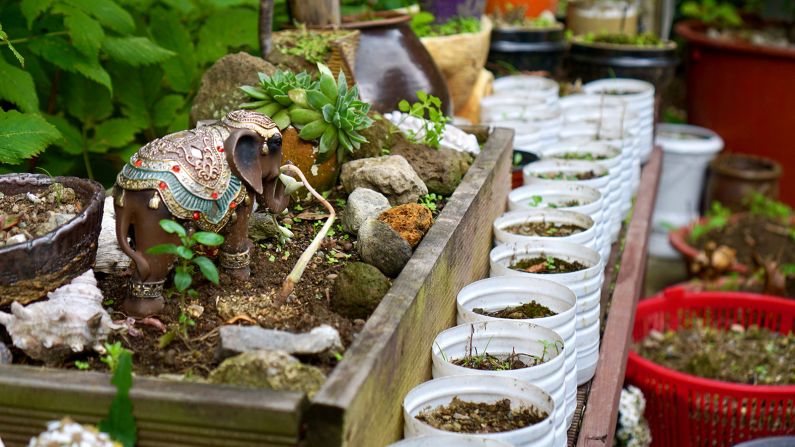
357,218,412,278
342,188,390,234
6,234,26,245
391,144,472,196
0,341,11,365
208,350,326,397
217,325,343,360
190,52,277,126
332,262,391,319
340,155,428,205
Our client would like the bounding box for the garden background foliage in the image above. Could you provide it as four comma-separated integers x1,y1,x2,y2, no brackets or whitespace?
0,0,288,187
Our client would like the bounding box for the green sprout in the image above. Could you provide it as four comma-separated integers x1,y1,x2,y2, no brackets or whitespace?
398,90,450,149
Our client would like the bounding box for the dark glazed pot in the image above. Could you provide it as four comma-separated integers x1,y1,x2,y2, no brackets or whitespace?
339,11,452,115
567,39,678,92
704,153,782,212
488,25,567,76
0,174,105,306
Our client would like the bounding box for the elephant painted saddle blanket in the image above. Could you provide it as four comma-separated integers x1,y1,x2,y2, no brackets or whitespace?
116,124,246,232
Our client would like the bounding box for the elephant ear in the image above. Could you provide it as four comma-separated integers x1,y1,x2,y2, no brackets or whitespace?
225,128,264,195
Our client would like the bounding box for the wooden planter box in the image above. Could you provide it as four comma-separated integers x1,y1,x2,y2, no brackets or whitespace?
0,128,513,447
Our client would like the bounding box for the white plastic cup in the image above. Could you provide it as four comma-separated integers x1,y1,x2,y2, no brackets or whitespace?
456,277,578,428
403,375,556,447
432,321,567,445
389,436,513,447
492,75,559,103
493,209,597,252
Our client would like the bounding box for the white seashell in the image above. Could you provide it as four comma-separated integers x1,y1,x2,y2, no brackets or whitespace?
383,111,480,154
0,270,115,364
94,197,131,274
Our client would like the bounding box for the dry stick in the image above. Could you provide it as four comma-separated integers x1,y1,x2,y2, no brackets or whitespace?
276,163,336,303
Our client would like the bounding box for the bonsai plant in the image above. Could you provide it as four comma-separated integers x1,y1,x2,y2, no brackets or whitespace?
676,0,795,205
486,5,567,76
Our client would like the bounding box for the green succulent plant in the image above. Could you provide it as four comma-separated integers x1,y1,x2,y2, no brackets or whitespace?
289,63,373,163
240,70,317,130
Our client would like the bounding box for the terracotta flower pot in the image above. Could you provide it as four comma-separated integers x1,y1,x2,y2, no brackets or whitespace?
0,174,105,306
280,127,339,192
676,19,795,207
704,153,782,213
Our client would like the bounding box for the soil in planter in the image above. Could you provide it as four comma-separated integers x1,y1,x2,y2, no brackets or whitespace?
0,183,81,247
635,321,795,385
536,170,603,181
505,221,586,237
693,214,795,268
510,256,587,273
6,190,363,377
474,301,556,319
416,397,548,433
559,152,609,161
451,349,544,370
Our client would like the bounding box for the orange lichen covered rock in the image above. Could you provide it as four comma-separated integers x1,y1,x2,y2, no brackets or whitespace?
378,204,433,249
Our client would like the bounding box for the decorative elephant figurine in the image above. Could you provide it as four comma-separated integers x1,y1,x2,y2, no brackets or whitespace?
113,110,290,317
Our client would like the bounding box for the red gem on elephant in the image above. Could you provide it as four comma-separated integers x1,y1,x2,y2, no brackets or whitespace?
134,159,142,167
172,165,180,173
193,211,200,220
159,181,166,190
211,192,219,199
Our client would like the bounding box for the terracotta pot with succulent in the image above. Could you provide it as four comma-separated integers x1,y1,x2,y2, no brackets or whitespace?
676,0,795,206
240,63,373,191
487,5,566,76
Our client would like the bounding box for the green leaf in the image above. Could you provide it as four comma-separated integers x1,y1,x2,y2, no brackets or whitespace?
62,73,113,122
67,0,135,34
196,7,258,65
306,89,331,110
0,57,38,113
158,219,186,237
398,100,410,112
0,24,25,67
20,0,54,28
192,231,224,246
46,115,83,155
0,110,61,164
240,85,267,99
289,108,322,125
98,350,137,447
152,95,184,127
299,119,327,141
176,245,193,260
146,244,180,255
58,4,104,55
319,72,338,102
317,63,333,79
28,36,112,92
149,9,197,94
271,109,290,130
102,37,176,67
174,270,191,292
90,118,142,153
193,256,219,285
288,89,309,108
319,125,338,154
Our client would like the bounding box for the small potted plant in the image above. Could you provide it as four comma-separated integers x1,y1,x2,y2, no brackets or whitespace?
240,63,373,190
566,0,638,36
493,208,598,250
486,5,566,75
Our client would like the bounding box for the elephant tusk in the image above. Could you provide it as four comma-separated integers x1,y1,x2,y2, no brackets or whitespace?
279,173,305,196
276,164,336,303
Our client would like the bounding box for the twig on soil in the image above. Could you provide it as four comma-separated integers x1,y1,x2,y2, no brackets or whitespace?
276,164,336,303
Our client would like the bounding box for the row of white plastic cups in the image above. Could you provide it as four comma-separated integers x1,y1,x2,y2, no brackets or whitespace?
490,240,603,386
401,276,579,446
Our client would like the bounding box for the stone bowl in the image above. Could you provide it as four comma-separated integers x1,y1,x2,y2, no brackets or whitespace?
0,174,105,305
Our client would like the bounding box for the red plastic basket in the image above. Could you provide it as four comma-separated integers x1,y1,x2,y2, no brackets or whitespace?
627,287,795,447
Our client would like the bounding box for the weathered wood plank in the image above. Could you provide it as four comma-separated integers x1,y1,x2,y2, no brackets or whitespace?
306,128,514,447
0,365,306,447
576,147,663,447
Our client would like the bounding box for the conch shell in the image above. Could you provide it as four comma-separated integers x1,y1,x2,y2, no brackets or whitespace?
0,270,115,364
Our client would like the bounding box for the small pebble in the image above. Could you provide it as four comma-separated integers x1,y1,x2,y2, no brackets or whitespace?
6,233,27,245
326,273,338,281
26,192,42,204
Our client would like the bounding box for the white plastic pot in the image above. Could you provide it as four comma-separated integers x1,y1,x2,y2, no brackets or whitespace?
522,160,610,193
493,209,596,250
403,375,556,447
432,321,567,445
489,241,603,384
650,124,724,259
492,75,559,104
389,436,513,447
480,96,550,123
456,277,578,428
